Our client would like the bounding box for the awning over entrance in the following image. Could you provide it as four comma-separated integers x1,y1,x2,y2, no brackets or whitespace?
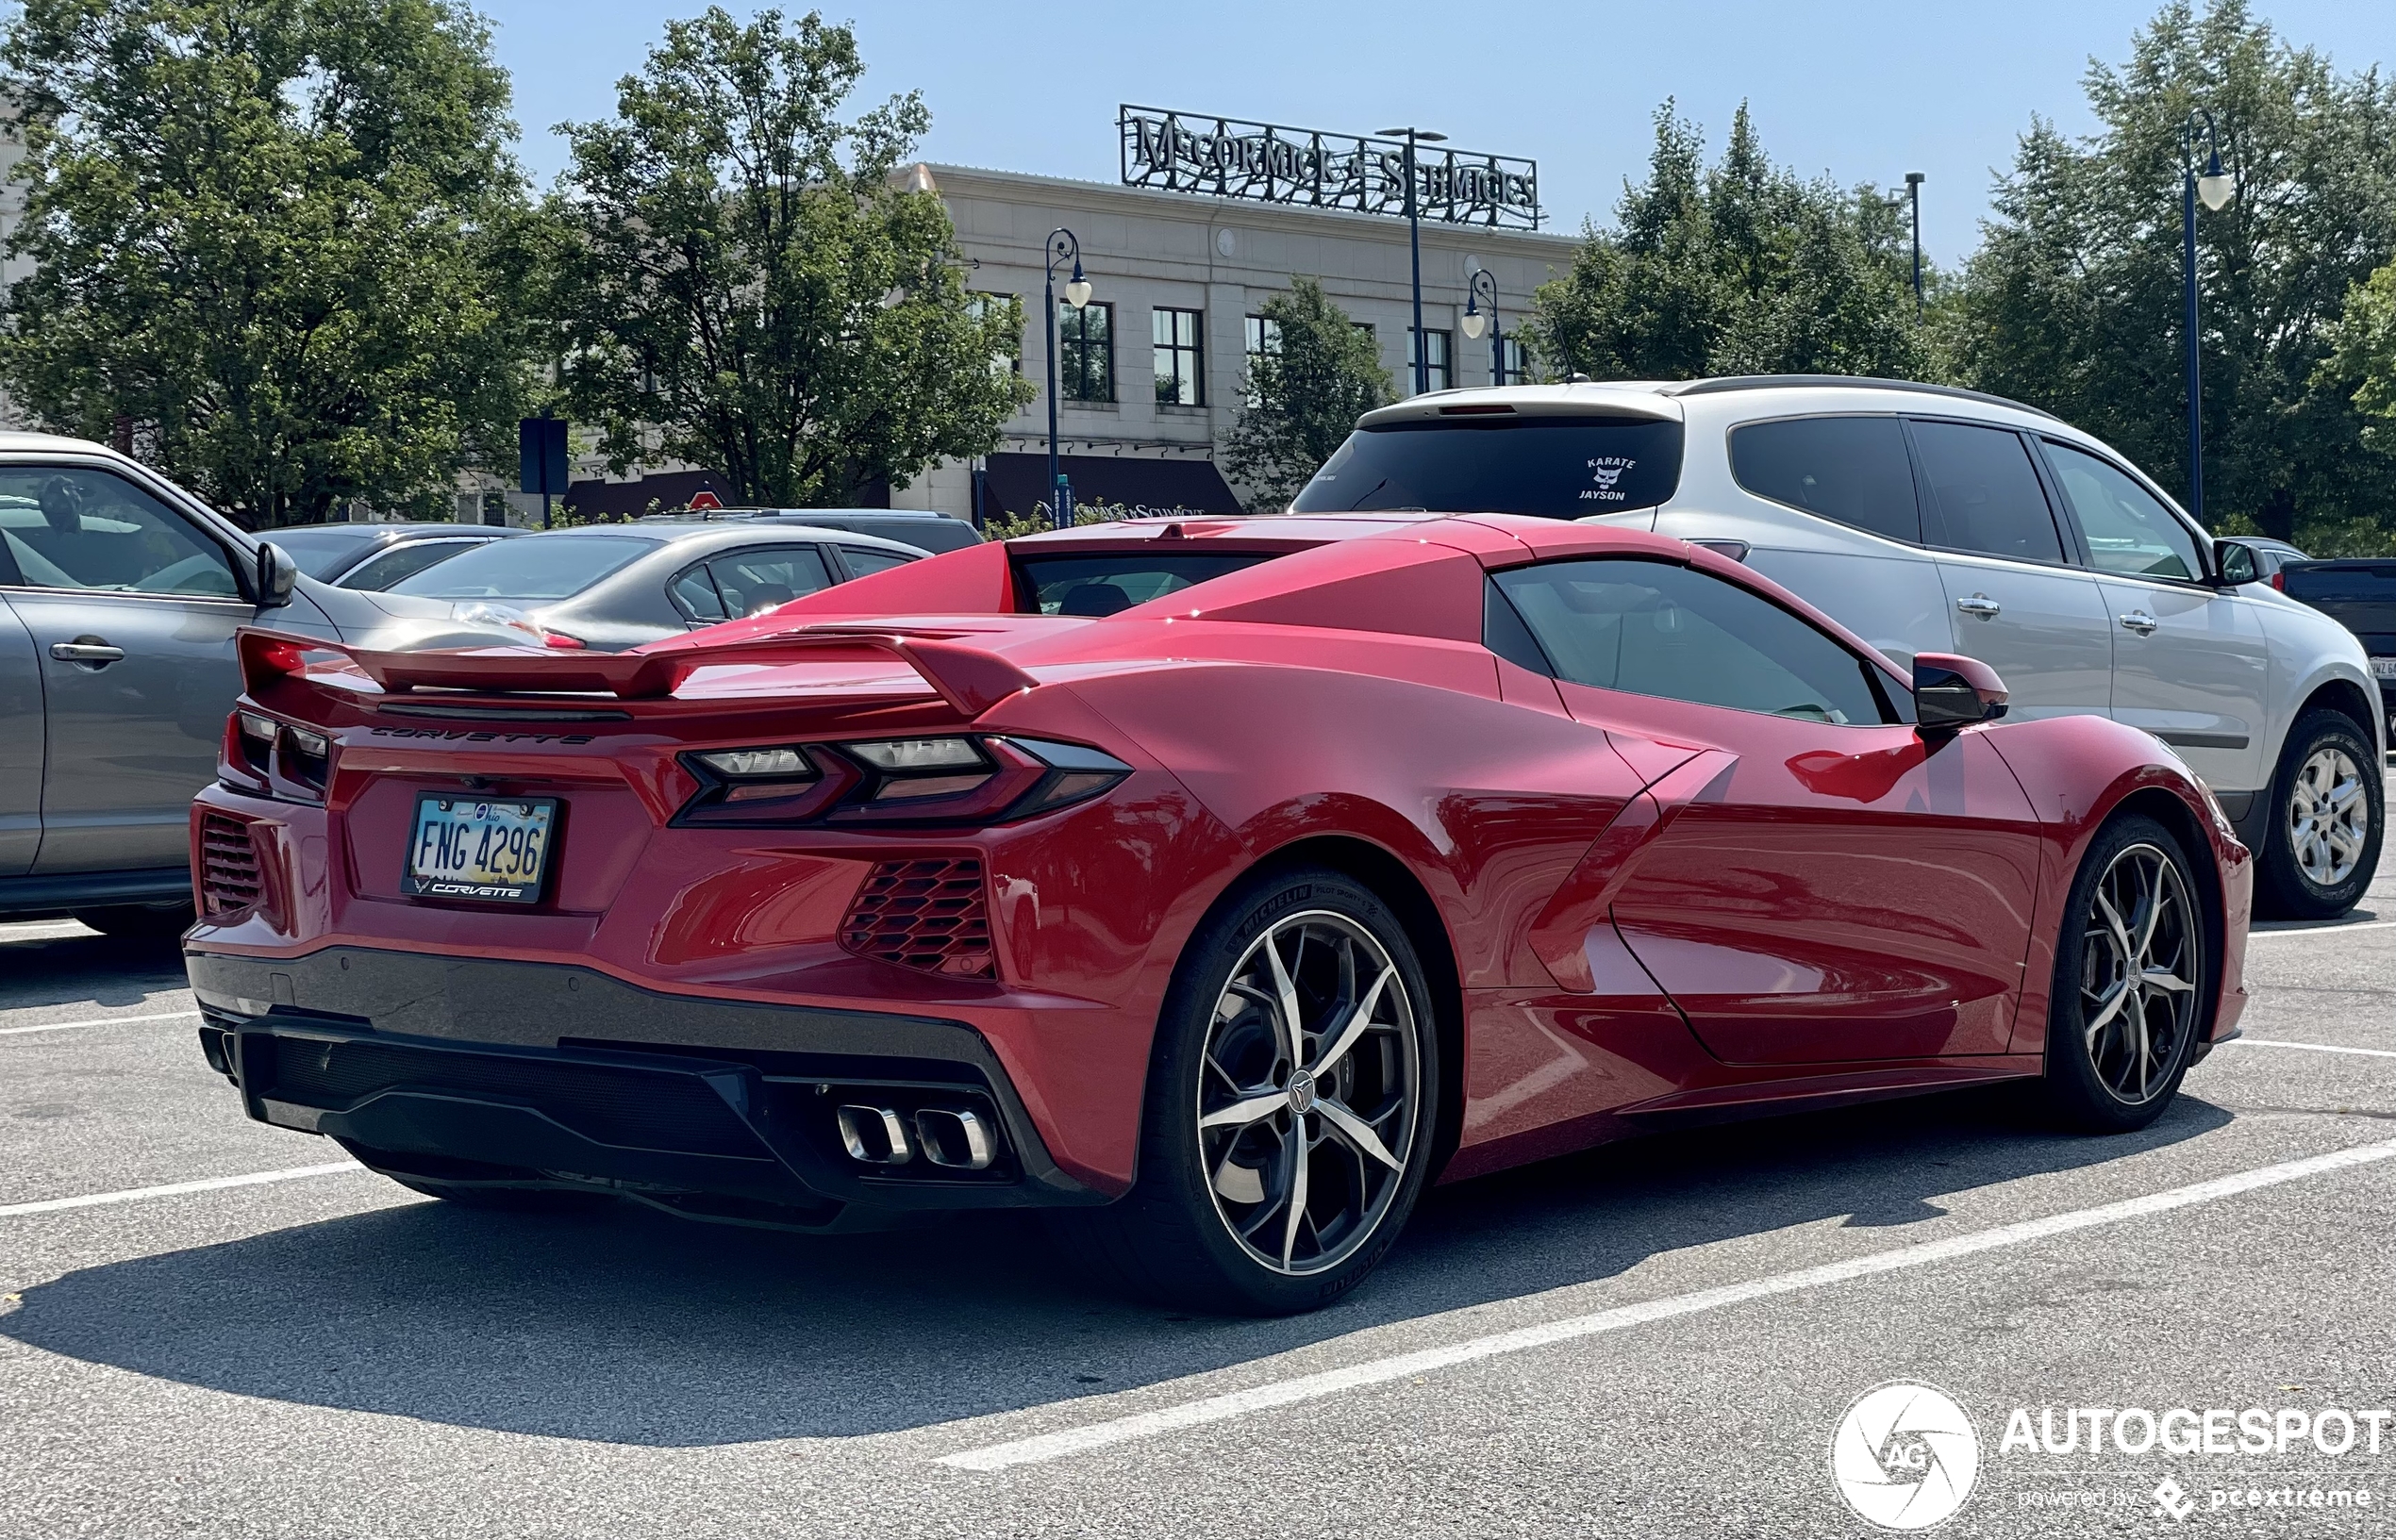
979,453,1244,522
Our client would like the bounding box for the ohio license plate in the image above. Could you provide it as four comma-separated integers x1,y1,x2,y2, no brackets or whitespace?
403,794,557,903
2371,656,2396,680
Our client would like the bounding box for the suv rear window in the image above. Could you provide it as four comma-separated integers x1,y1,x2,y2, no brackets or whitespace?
1291,417,1684,517
1015,551,1282,616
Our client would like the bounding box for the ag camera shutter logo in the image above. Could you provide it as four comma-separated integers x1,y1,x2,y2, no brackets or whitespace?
1830,1381,1982,1530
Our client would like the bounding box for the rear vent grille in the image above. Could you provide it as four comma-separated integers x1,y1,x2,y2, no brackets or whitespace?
840,858,994,979
199,814,263,917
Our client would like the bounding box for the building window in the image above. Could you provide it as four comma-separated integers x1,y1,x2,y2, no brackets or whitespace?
1407,328,1451,393
1243,315,1280,406
1497,335,1530,386
1058,300,1114,403
968,292,1023,375
1153,307,1205,406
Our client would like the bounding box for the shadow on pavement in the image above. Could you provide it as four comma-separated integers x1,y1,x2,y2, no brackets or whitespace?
0,930,190,1012
0,1085,2232,1446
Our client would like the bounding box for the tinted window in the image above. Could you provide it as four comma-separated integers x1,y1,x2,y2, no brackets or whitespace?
390,534,655,601
263,525,383,579
671,563,728,622
0,468,239,597
1014,552,1280,617
839,545,913,578
1291,418,1685,517
338,539,486,591
1729,416,1921,543
708,547,834,616
1911,421,2065,564
1491,557,1894,725
2042,440,2203,581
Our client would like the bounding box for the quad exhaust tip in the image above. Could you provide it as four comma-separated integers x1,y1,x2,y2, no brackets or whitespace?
835,1103,996,1171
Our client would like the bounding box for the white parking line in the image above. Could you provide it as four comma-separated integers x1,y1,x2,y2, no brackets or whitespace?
0,1009,200,1037
0,1162,362,1218
937,1136,2396,1472
2232,1037,2396,1060
2249,920,2396,938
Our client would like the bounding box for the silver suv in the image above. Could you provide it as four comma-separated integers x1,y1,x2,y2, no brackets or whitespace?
1296,374,2386,919
0,435,522,935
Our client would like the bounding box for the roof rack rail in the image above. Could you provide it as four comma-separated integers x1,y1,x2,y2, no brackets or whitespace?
1661,374,2058,422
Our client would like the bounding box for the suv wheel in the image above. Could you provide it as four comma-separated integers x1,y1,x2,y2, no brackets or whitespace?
1066,867,1439,1316
2255,708,2383,920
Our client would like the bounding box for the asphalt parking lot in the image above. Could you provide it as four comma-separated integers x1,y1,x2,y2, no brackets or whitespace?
5,776,2395,1539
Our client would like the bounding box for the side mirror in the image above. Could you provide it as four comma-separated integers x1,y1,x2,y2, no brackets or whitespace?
253,541,298,609
1914,651,2008,732
2214,538,2264,586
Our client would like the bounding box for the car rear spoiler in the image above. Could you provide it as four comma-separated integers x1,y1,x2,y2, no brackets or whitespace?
237,625,1040,717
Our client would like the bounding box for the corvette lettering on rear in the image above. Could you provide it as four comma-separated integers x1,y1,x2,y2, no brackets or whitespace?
369,727,596,744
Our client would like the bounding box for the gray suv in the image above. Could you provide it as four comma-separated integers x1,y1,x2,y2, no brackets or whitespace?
0,435,520,935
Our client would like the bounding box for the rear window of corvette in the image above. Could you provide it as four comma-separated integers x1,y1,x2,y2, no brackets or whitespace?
1013,552,1284,617
1292,417,1684,517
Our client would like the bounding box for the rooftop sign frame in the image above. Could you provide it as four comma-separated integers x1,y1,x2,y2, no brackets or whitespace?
1117,107,1541,230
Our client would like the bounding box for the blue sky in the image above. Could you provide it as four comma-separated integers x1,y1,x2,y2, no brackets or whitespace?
474,0,2392,265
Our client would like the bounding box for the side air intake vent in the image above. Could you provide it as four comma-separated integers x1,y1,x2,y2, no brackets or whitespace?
840,858,994,979
199,814,264,917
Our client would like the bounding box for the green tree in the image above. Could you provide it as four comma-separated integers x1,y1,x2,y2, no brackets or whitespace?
1951,0,2396,550
2321,259,2396,444
1219,277,1392,509
0,0,541,526
1522,103,1927,384
547,8,1029,508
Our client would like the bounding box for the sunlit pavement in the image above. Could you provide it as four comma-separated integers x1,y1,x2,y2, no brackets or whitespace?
5,775,2394,1538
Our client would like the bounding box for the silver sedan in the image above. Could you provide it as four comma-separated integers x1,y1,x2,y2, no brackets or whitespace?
378,521,936,651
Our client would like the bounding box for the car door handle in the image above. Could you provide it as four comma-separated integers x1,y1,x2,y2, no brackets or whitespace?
49,639,125,665
2119,610,2159,636
1954,594,2003,619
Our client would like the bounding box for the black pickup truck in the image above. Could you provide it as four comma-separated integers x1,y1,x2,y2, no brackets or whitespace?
2280,559,2396,728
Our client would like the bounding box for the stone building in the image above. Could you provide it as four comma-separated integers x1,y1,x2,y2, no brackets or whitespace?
888,150,1580,523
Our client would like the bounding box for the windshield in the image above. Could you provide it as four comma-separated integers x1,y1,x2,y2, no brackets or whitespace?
1292,417,1685,517
261,526,381,579
1014,551,1282,616
390,535,655,602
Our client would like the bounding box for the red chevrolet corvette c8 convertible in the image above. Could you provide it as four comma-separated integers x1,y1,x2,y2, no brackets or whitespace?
187,513,2250,1314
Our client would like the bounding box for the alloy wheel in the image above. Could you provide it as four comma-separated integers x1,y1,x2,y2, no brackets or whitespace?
2079,842,2202,1106
1196,910,1422,1276
2288,745,2369,890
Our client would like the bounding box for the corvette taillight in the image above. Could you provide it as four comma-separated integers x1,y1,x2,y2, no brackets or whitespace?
673,736,1129,828
222,710,328,802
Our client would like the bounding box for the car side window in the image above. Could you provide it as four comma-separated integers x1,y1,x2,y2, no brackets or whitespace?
2040,440,2205,582
1490,557,1897,725
840,545,913,578
707,546,833,617
338,540,481,592
669,561,729,622
1728,415,1922,543
0,466,240,598
1910,420,2067,565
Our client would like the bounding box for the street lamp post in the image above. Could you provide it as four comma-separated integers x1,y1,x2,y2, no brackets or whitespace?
2180,111,2236,523
1904,172,1924,314
1376,125,1446,396
1462,268,1503,386
1043,227,1091,530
